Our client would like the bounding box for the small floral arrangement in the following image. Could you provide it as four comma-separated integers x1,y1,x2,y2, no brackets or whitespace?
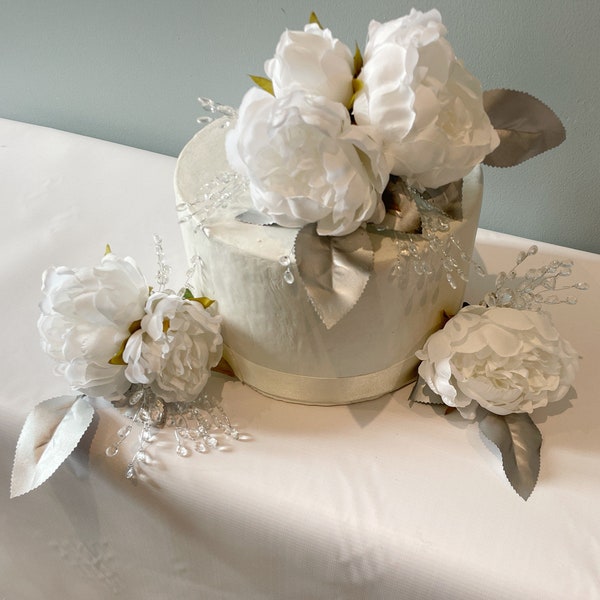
11,242,228,497
412,247,585,499
227,10,499,236
38,249,221,403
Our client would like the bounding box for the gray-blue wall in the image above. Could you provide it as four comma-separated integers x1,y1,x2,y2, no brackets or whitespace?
2,0,598,253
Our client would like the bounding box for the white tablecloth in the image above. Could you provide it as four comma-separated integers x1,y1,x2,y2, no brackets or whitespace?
1,118,599,599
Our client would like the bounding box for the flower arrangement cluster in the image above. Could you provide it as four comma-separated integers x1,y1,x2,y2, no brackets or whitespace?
39,249,222,404
12,244,584,500
226,9,500,237
412,247,584,499
11,246,225,497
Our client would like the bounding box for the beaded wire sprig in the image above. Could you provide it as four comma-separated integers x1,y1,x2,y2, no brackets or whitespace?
386,193,486,289
481,245,588,310
197,97,237,127
106,385,241,482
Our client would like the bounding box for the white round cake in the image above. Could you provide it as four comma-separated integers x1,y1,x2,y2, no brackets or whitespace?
175,118,483,405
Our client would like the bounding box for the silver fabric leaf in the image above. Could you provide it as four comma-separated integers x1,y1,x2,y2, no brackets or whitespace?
11,395,95,498
479,410,542,500
235,210,276,226
483,89,566,168
295,224,373,329
408,376,444,405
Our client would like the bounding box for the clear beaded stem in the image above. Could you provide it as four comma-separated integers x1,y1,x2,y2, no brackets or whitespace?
481,245,587,310
386,191,485,286
176,170,248,230
153,234,171,291
197,97,237,128
106,384,243,481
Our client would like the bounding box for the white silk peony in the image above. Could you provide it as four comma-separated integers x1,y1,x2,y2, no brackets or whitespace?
226,87,389,236
123,292,222,404
265,23,354,106
37,254,148,399
416,305,579,419
353,9,499,189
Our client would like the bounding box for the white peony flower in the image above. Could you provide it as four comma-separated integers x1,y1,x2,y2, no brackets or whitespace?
416,305,579,419
37,254,148,399
265,23,354,106
226,87,389,236
123,292,222,404
353,9,499,189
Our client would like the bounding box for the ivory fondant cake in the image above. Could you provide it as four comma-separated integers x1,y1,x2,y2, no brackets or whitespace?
175,118,483,404
173,9,505,405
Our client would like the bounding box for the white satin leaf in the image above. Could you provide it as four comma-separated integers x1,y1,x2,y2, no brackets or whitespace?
408,376,445,405
11,395,95,498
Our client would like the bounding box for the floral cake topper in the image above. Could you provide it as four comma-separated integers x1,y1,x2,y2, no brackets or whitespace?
223,9,565,328
227,9,500,236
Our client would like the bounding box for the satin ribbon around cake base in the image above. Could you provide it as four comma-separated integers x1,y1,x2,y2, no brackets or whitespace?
223,346,419,405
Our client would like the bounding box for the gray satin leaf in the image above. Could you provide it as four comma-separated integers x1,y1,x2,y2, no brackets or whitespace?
479,410,542,500
483,89,566,168
235,210,276,226
295,224,373,329
409,376,444,405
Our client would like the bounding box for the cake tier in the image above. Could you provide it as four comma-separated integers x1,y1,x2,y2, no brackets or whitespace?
175,119,483,405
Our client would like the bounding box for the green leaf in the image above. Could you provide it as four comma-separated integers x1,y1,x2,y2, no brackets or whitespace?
108,319,141,365
309,11,323,29
190,296,215,309
347,78,364,110
250,75,274,96
353,43,363,76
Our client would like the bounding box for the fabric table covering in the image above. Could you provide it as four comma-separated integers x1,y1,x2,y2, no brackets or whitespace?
1,118,599,599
